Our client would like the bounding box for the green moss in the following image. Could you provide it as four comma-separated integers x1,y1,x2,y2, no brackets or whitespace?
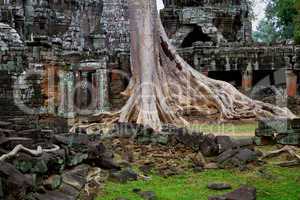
97,165,300,200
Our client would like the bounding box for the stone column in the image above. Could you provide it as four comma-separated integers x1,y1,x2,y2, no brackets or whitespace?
225,56,231,71
46,65,56,114
66,72,75,117
24,0,34,40
95,67,109,112
242,63,253,91
295,47,300,70
58,71,75,118
81,72,89,109
286,70,297,97
74,71,81,111
58,71,67,117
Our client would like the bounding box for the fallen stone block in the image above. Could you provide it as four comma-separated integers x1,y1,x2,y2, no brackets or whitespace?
207,183,232,191
217,149,238,164
225,186,256,200
208,186,256,200
0,161,33,199
216,136,235,153
109,168,138,183
43,175,62,190
234,149,257,164
234,138,254,148
62,164,90,190
200,134,218,157
139,191,157,200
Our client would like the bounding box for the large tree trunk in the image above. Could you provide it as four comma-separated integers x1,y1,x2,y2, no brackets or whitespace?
92,0,296,131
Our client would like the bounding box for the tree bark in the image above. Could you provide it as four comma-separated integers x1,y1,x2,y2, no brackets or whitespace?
93,0,296,131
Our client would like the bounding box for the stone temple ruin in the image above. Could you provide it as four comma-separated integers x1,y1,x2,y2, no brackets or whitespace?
160,0,300,108
0,1,299,200
0,0,299,119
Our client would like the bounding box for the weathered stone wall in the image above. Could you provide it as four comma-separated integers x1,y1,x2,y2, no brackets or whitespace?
0,0,111,117
101,0,130,53
0,0,103,50
160,0,252,47
163,0,247,7
0,0,300,117
177,43,299,72
160,1,300,110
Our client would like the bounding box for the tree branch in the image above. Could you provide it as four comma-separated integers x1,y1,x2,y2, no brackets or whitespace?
0,144,60,161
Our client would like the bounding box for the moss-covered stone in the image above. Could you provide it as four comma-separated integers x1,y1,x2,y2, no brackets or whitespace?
66,153,88,167
43,175,62,190
14,160,33,173
32,160,48,174
155,135,169,145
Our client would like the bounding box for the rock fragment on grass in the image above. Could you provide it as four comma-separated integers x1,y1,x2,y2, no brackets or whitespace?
139,191,157,200
207,183,232,190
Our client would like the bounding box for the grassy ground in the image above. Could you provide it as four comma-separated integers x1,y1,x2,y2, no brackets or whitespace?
97,164,300,200
189,122,258,137
97,123,300,200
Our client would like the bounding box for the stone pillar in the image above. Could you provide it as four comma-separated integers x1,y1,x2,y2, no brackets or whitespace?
211,58,216,71
95,67,109,112
74,71,81,111
286,70,298,97
45,65,56,114
92,72,98,110
295,47,300,70
67,72,75,117
225,56,231,71
254,53,259,70
81,72,89,108
24,0,34,40
242,63,253,91
58,71,67,117
58,71,75,118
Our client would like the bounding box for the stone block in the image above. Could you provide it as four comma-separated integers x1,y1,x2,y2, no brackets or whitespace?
43,175,62,190
109,168,138,183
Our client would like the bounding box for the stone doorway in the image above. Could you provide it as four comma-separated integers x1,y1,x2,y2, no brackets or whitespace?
75,70,97,113
58,59,109,118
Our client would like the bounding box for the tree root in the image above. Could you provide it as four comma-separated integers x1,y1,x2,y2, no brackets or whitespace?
74,0,296,131
0,144,60,161
261,146,300,167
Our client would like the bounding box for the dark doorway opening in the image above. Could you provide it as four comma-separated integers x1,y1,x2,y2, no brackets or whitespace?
253,70,276,86
181,26,211,48
208,71,242,88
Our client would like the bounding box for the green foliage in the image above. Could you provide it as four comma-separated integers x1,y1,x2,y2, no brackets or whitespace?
294,0,300,43
253,0,300,43
253,19,282,44
295,21,300,44
98,165,300,200
275,0,297,38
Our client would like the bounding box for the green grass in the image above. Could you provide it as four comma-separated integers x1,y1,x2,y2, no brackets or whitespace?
189,122,258,136
97,165,300,200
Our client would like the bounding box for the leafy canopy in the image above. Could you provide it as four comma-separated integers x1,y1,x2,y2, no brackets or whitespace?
253,0,300,44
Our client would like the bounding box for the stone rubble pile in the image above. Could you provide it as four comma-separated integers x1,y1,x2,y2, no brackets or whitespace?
0,121,269,200
0,118,120,200
255,118,300,146
260,95,300,116
106,123,260,171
